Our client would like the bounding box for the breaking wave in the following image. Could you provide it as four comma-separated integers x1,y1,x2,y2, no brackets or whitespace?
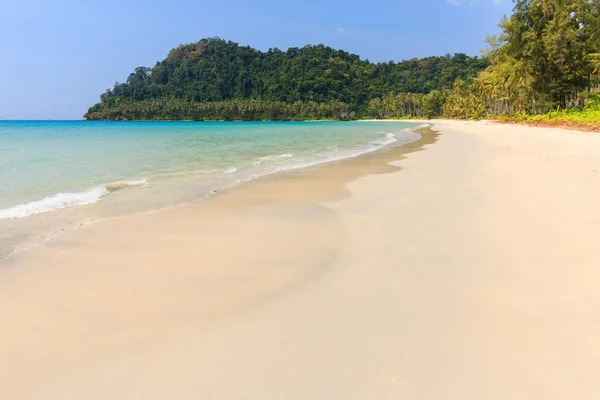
0,179,147,220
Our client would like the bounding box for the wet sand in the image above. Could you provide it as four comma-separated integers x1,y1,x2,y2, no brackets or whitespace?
2,120,600,399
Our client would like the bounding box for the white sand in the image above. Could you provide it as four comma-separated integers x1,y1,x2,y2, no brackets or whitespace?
1,120,600,399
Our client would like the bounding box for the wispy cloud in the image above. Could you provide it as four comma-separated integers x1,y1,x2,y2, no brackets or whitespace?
336,28,346,33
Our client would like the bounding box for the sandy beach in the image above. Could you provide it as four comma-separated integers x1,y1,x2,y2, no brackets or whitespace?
2,120,600,399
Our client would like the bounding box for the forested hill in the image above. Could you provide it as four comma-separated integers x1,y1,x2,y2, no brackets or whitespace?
84,39,488,120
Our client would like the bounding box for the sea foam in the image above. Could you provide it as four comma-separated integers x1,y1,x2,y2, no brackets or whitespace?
105,179,147,192
372,132,398,146
0,179,147,220
246,131,415,176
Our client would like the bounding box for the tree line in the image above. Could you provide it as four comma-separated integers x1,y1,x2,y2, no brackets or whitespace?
86,0,599,123
85,98,352,121
85,39,488,120
369,0,600,122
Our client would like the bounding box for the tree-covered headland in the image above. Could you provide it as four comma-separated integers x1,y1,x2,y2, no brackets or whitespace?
86,0,599,129
84,44,488,121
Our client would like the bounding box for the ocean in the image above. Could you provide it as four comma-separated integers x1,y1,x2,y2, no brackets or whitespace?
0,120,422,258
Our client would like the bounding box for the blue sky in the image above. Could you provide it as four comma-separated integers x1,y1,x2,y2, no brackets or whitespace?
0,0,513,119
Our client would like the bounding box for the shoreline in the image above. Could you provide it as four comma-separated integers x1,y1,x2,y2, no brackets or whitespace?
2,120,600,398
0,121,426,262
362,117,600,133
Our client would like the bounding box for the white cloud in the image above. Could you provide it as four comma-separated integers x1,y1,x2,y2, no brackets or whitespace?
336,28,346,33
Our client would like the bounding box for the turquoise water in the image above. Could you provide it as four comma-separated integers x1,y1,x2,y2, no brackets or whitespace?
0,120,422,257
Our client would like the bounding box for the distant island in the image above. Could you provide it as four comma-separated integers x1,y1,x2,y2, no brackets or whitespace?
86,0,599,129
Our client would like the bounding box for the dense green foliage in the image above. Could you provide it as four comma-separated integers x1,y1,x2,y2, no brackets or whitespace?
85,40,487,120
86,0,599,127
499,94,600,129
369,0,600,127
85,98,352,121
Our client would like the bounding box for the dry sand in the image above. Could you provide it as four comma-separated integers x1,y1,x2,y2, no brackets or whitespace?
1,120,600,399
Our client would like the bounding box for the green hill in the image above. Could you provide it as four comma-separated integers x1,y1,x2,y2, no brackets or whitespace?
84,38,488,121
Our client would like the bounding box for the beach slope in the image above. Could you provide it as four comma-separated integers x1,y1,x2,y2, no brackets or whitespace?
1,120,600,399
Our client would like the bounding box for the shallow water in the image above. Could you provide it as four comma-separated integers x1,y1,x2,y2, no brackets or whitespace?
0,120,422,258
